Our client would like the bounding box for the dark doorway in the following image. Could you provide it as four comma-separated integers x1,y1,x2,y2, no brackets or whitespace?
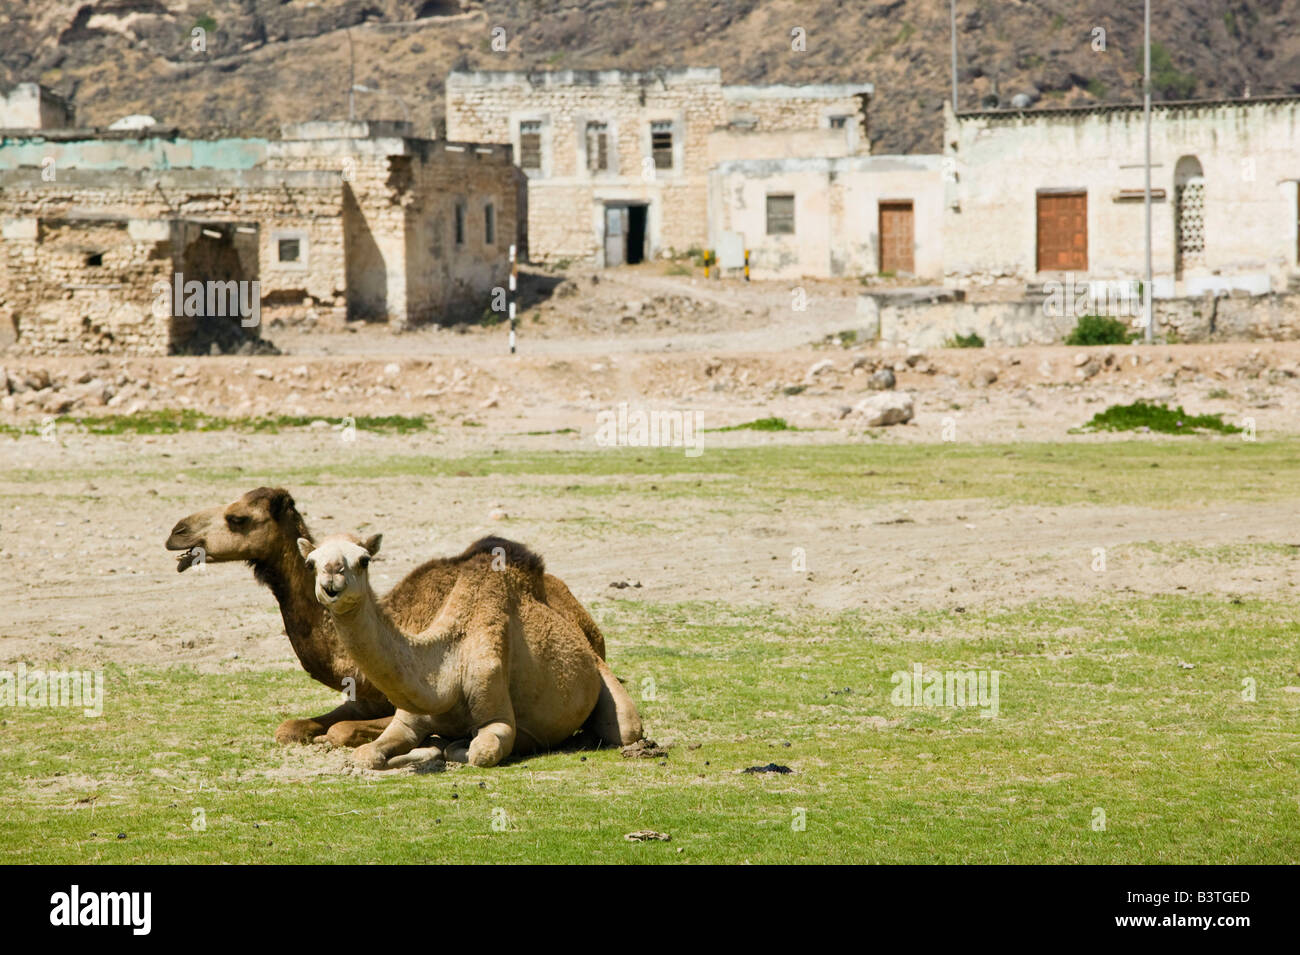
603,202,648,267
627,204,646,264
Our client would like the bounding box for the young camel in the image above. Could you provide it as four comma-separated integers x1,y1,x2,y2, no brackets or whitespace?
165,488,628,748
301,533,640,768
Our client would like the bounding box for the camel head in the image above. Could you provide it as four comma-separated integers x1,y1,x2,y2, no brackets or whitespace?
299,534,383,614
166,487,305,572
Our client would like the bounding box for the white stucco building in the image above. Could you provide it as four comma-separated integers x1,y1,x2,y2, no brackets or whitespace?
942,95,1300,297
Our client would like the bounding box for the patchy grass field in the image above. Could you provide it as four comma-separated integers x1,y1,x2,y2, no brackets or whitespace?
2,432,1298,863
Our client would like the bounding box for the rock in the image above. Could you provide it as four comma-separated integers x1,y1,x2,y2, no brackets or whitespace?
624,830,671,842
851,391,914,427
1073,352,1091,367
488,507,508,521
25,369,51,391
806,358,835,378
868,368,896,390
905,349,924,367
974,366,998,386
0,395,13,412
253,368,273,380
1078,359,1101,380
384,362,401,376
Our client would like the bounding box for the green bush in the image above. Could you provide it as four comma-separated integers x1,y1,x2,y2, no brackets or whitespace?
1077,401,1242,435
945,332,984,348
1065,314,1133,346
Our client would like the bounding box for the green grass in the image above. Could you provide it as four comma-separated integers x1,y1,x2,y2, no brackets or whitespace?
706,417,797,433
1,409,430,437
2,593,1296,863
1076,401,1243,436
5,439,1297,510
946,332,985,348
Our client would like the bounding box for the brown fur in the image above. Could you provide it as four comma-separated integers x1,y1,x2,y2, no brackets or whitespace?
302,534,644,769
166,488,620,746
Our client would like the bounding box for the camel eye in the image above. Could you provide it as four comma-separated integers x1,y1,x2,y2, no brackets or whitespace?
358,556,370,569
304,559,315,572
226,514,250,530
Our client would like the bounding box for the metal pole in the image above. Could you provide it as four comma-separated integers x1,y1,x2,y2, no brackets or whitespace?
1143,0,1154,344
347,30,355,121
950,1,959,112
508,243,517,354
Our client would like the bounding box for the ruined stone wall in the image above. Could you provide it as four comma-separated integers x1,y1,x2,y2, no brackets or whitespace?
447,69,726,263
722,87,870,153
403,142,520,326
0,168,343,354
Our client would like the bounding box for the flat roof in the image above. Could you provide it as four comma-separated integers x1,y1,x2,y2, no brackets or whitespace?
956,92,1300,120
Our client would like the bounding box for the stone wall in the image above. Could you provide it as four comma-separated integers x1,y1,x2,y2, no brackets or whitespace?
0,167,343,355
859,289,1300,349
446,69,872,264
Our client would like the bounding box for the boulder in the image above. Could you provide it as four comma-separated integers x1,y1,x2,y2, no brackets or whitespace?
868,368,896,390
851,392,914,427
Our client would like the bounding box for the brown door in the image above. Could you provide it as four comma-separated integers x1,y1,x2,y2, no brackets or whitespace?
879,200,915,274
1036,191,1088,272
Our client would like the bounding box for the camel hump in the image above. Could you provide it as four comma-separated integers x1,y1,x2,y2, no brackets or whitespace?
458,536,546,578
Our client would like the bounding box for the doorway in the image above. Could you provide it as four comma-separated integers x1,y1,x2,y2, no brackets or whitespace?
603,202,647,266
1036,191,1088,272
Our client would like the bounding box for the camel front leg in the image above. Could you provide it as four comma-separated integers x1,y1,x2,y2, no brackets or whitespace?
354,710,437,770
274,697,395,745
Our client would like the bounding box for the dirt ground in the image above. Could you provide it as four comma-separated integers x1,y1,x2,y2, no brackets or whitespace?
4,265,1300,674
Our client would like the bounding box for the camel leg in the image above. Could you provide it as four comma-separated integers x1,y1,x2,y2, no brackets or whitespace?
445,663,516,768
354,710,437,770
387,735,452,769
582,660,644,747
324,717,392,748
274,698,394,745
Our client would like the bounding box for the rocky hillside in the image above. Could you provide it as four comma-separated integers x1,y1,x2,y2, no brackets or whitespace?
1,0,1298,153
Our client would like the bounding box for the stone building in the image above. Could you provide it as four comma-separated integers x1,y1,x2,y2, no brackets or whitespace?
0,83,74,131
445,68,870,266
708,155,945,280
942,96,1300,297
0,110,520,355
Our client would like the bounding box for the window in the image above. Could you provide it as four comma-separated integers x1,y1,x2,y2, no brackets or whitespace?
277,238,300,263
828,115,849,129
586,122,609,172
85,252,103,267
484,202,495,246
651,120,673,170
766,194,795,235
454,201,466,246
518,121,542,171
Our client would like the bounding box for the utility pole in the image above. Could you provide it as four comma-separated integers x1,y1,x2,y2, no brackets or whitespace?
951,1,959,113
1142,0,1154,344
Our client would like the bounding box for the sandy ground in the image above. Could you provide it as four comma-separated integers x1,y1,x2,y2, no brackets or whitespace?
3,266,1299,673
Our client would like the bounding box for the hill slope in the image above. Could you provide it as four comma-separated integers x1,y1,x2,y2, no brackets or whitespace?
1,1,1298,153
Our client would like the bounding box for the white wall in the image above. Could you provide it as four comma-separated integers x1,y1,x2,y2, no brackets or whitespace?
708,156,945,280
943,98,1300,293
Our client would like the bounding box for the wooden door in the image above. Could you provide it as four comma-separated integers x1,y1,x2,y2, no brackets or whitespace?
1036,191,1088,272
879,200,915,274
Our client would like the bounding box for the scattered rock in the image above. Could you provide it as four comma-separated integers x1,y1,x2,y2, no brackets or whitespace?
868,368,896,390
806,358,835,378
974,366,998,387
743,763,792,774
850,391,914,427
624,830,671,842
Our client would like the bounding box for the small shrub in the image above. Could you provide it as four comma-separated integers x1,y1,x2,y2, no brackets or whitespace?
1065,315,1133,346
945,332,985,348
1077,401,1242,435
708,417,797,433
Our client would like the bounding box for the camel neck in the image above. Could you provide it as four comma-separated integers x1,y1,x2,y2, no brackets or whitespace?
329,586,441,705
255,540,337,685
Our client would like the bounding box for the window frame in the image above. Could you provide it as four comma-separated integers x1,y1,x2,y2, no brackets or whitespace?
765,194,796,236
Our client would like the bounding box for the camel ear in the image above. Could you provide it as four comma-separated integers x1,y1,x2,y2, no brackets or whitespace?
297,538,313,561
269,488,296,520
362,533,382,556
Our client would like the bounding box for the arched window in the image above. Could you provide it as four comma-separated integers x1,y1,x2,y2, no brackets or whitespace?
1174,156,1205,276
